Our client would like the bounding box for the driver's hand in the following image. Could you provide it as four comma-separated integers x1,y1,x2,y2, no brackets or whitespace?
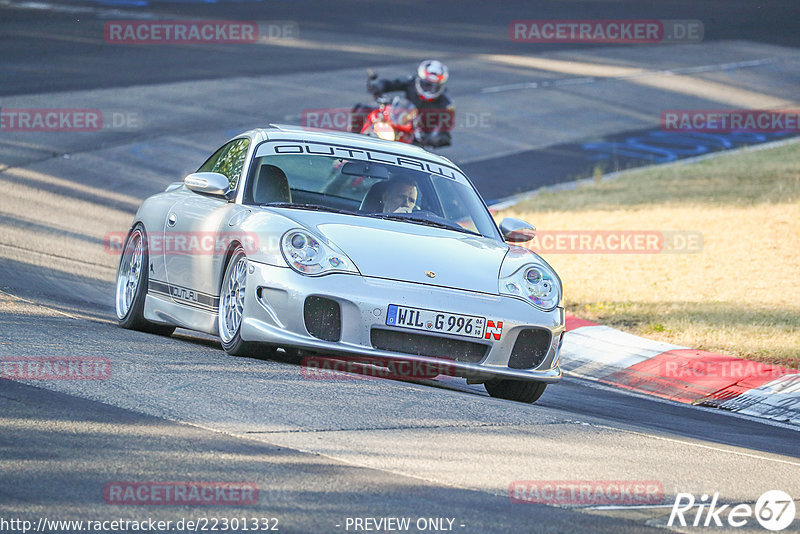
393,206,413,214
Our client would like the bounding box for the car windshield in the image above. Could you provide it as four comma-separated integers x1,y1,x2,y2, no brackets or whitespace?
243,142,500,239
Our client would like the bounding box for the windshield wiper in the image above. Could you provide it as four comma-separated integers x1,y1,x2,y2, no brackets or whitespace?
368,213,480,236
261,203,355,215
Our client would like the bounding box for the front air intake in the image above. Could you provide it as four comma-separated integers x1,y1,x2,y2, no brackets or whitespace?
508,328,552,369
370,329,489,363
303,296,341,342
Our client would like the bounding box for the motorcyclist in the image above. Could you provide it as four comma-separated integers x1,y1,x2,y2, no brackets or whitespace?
359,60,455,148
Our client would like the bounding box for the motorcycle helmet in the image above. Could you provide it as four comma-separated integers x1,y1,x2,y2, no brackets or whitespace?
415,59,449,101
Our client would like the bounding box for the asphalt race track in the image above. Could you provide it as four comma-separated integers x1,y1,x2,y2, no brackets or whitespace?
1,1,799,533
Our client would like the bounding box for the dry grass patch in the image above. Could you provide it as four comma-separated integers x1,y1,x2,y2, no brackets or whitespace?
496,142,800,366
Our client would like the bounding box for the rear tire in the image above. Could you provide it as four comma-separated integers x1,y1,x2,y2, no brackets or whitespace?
484,379,547,404
218,245,275,359
115,223,175,336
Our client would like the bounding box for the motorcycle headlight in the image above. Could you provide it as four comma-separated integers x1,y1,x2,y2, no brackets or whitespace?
280,229,358,276
373,121,396,141
499,263,561,311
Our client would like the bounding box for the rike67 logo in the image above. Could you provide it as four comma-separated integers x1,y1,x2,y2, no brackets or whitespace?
668,490,796,531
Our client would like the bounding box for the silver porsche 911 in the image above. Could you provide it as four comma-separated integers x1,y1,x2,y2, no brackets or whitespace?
115,125,564,403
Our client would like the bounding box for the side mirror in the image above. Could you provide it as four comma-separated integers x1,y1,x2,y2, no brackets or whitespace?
499,217,536,242
184,172,233,199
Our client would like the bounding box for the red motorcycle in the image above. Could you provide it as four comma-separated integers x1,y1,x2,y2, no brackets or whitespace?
349,70,447,146
357,94,419,143
348,70,453,148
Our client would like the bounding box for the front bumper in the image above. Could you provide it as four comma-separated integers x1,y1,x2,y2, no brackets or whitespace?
240,261,564,383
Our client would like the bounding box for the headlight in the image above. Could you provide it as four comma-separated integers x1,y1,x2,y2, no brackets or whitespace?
373,121,396,141
280,229,358,276
499,263,561,311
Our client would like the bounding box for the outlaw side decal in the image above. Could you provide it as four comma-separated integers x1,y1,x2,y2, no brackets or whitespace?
148,280,219,312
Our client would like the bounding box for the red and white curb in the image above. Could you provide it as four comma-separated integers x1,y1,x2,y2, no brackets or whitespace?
560,316,800,426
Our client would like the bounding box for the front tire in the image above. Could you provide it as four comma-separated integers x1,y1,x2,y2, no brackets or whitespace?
115,223,175,336
484,379,547,404
218,246,274,358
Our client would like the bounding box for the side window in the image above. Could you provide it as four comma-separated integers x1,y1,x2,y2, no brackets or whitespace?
197,138,251,189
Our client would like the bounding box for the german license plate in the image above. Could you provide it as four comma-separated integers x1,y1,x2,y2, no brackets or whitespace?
386,304,486,339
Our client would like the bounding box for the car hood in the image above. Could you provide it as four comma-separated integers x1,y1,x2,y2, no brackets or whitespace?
276,209,508,294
